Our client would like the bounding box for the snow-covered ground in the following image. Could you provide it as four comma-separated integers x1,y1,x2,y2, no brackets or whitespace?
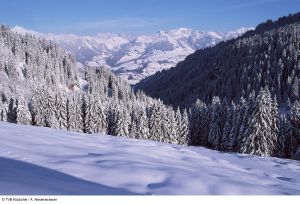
0,122,299,195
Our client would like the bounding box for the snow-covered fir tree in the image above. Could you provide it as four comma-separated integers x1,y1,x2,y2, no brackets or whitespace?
129,107,150,140
68,93,83,132
0,97,8,122
241,88,279,157
189,99,210,146
175,108,182,143
16,98,31,125
7,98,17,123
54,92,67,130
1,22,300,161
148,103,163,142
227,97,247,152
286,101,300,160
161,107,177,143
221,102,235,151
208,96,226,150
178,109,190,145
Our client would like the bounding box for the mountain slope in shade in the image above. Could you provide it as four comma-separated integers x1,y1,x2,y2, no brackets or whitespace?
12,26,253,84
136,13,300,107
0,122,299,195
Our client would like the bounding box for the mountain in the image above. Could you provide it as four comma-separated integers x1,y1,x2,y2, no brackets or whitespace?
0,25,190,147
1,122,300,195
2,16,300,162
12,26,253,84
136,12,300,108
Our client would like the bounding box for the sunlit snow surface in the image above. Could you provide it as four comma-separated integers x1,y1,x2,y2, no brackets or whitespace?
0,122,299,195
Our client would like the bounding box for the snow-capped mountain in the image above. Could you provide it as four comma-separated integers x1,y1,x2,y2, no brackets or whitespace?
12,26,253,84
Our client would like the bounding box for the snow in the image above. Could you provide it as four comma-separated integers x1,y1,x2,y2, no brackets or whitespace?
16,61,25,80
12,26,253,84
0,122,299,195
12,26,46,38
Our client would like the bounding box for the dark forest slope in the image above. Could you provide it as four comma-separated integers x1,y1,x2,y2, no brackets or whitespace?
136,12,300,108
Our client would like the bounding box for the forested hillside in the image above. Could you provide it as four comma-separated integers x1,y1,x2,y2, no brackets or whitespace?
136,13,300,160
137,12,300,107
1,12,300,161
0,25,189,145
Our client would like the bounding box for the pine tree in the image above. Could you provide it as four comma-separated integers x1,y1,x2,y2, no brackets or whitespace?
175,108,182,143
84,95,97,133
44,91,57,128
110,106,129,137
16,98,31,125
178,109,190,145
0,100,8,122
136,109,150,140
221,102,235,151
277,116,290,158
228,98,247,152
208,96,225,150
161,108,177,143
129,107,150,139
129,109,139,139
106,102,129,137
55,92,67,130
189,99,210,146
121,108,130,137
81,95,88,133
241,88,279,156
7,98,17,123
148,103,163,141
287,101,300,160
94,99,108,134
237,92,256,151
68,93,83,132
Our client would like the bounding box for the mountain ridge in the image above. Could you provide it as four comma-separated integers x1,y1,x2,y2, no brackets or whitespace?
12,26,253,84
136,12,300,107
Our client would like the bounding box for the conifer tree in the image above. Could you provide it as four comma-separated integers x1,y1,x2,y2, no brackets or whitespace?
148,103,163,141
221,102,235,151
16,98,31,125
189,100,210,146
208,96,224,150
287,101,300,159
241,88,279,156
0,100,8,122
178,109,190,145
161,108,177,143
68,93,83,132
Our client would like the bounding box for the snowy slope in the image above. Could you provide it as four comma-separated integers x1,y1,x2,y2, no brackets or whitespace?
12,26,253,84
1,122,299,195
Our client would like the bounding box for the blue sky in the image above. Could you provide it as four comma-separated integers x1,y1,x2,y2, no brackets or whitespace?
1,0,299,35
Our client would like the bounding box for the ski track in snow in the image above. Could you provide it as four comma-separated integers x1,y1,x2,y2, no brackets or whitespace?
0,122,299,195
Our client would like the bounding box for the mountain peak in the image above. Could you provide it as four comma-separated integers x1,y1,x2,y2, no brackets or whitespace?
158,28,192,36
11,26,250,84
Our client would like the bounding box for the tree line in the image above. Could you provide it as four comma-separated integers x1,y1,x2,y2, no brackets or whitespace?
0,85,189,145
190,88,299,160
1,86,299,160
136,15,300,108
0,23,299,160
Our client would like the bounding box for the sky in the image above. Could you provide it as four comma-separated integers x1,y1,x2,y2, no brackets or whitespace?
1,0,300,35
